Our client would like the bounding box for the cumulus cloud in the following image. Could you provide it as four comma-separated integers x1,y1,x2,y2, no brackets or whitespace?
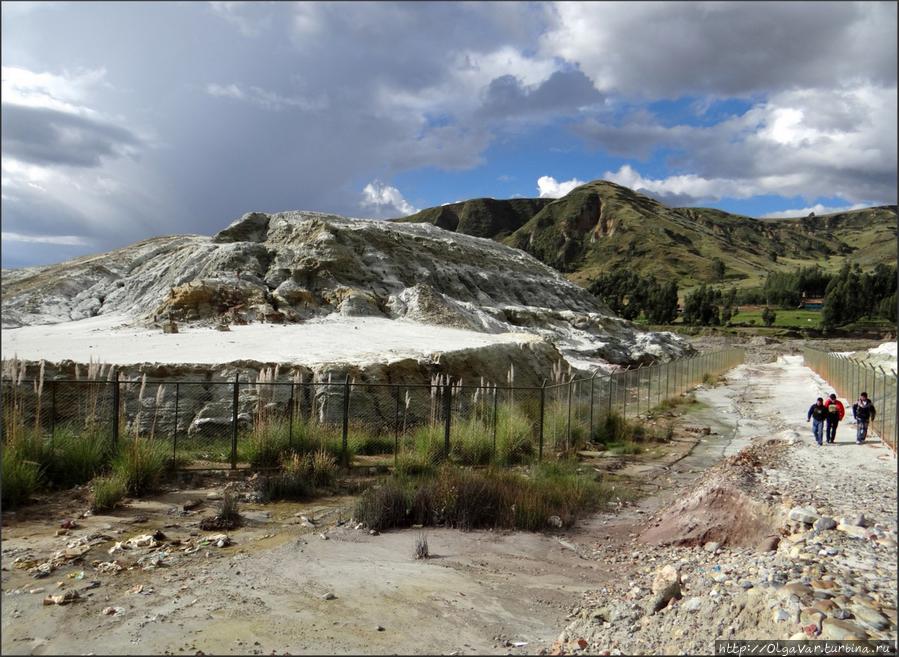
360,180,418,217
537,175,585,198
761,203,872,219
586,83,897,205
541,2,897,99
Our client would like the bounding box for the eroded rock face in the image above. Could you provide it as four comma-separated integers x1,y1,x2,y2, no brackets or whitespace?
1,211,692,368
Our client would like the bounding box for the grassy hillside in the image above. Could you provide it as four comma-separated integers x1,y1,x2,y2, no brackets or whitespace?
397,197,552,239
397,180,897,292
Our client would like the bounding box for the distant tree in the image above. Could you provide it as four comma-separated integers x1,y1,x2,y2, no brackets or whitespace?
761,306,776,327
711,257,726,281
683,285,722,326
721,305,733,324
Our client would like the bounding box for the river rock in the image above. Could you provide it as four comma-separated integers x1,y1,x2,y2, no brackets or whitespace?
849,604,890,631
789,507,819,524
813,517,837,532
820,618,869,640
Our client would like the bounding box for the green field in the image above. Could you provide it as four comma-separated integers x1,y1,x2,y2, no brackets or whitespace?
728,308,823,328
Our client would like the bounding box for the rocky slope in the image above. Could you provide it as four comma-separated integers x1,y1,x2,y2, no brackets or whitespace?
1,211,689,372
399,180,898,289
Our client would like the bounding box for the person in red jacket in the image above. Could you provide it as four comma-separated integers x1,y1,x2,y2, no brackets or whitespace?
825,393,845,444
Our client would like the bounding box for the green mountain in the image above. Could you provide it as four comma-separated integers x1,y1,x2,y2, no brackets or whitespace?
395,197,551,239
397,180,897,291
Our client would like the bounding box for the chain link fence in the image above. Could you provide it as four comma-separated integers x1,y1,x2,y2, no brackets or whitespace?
2,348,745,470
803,348,897,452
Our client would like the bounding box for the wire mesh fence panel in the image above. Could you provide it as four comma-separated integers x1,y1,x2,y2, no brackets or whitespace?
166,381,238,467
345,382,399,466
1,348,749,469
392,383,444,469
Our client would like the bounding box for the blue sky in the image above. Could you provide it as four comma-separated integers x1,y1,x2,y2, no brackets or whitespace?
2,1,896,268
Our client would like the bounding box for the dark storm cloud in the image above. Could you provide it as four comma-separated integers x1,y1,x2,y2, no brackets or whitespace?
1,103,140,168
477,69,603,121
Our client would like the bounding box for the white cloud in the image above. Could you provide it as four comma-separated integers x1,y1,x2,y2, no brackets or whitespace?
205,82,327,111
536,175,585,198
604,165,756,203
540,2,897,99
761,203,871,219
360,180,418,217
1,231,90,246
1,65,107,116
587,83,897,205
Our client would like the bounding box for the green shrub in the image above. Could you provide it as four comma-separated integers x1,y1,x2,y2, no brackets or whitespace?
1,444,42,509
45,426,112,488
349,429,395,456
592,412,632,444
449,416,494,465
607,441,643,455
90,474,126,512
308,449,338,488
354,478,410,530
394,449,437,477
256,450,337,502
113,438,169,496
245,420,290,468
494,406,535,465
355,462,611,533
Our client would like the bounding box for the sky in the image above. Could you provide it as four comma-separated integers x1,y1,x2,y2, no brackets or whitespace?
1,1,897,268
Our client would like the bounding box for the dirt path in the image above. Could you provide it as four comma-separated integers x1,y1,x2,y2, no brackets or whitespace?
556,353,897,655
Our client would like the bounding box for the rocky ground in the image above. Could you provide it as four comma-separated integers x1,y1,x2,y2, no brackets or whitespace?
552,351,898,655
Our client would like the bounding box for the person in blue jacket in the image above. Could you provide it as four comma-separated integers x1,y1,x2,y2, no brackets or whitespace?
806,397,827,446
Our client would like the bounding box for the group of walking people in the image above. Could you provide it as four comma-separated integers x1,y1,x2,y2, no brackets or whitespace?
807,392,877,446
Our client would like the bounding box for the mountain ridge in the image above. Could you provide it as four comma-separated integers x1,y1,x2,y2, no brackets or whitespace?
397,180,897,289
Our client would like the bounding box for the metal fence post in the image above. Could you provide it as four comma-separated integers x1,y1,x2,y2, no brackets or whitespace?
622,366,630,420
492,384,499,458
50,380,57,437
589,370,597,441
877,366,886,442
231,373,239,470
111,369,120,449
288,382,295,449
566,376,573,449
443,380,452,458
394,386,401,468
342,375,351,468
173,382,180,463
539,380,546,461
607,373,613,419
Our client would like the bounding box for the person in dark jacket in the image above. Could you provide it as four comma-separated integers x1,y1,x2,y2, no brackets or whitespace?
807,397,827,446
825,393,845,444
852,392,877,444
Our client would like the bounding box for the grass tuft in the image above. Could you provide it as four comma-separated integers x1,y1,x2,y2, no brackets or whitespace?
1,444,42,509
90,474,127,512
112,438,169,496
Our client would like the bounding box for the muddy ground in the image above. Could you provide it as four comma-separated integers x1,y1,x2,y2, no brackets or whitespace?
1,338,892,655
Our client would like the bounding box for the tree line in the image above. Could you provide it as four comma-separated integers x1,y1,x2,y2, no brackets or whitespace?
587,264,896,329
